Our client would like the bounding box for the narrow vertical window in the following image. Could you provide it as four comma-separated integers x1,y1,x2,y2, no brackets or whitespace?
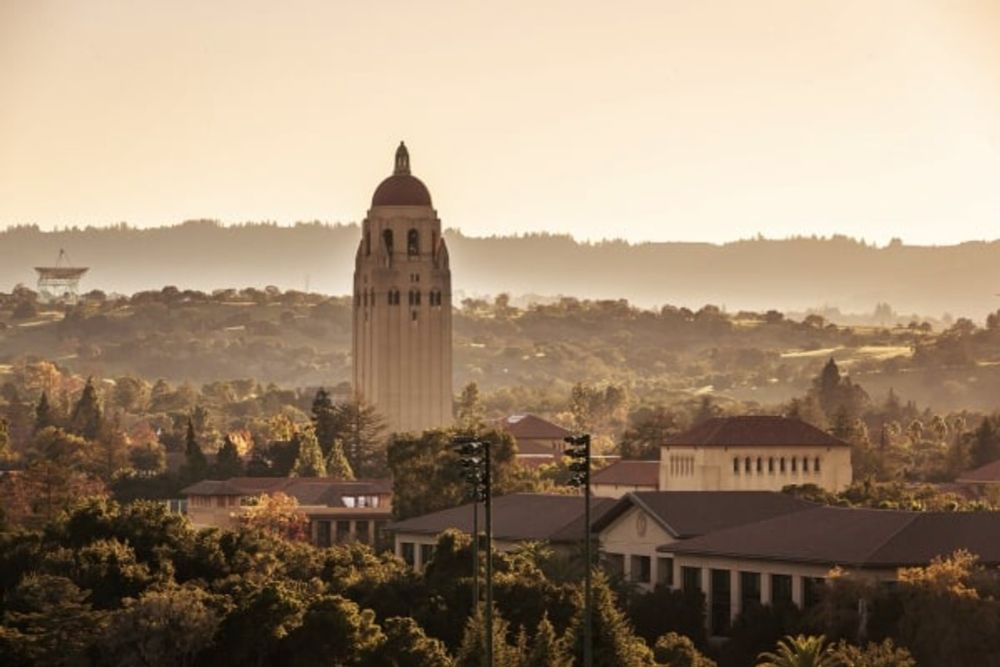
407,229,419,256
814,457,821,472
733,457,740,474
383,229,394,255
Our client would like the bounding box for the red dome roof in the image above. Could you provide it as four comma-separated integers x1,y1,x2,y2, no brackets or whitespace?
370,141,433,207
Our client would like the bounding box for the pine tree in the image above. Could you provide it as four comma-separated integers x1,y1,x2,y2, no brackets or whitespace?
970,417,1000,468
333,399,387,478
456,382,486,430
35,391,54,432
523,614,569,667
182,418,208,482
311,387,339,458
326,438,355,480
0,417,10,464
455,608,521,667
70,378,102,440
214,435,244,479
564,571,655,667
291,427,327,477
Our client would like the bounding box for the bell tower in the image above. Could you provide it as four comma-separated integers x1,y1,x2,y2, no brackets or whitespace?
352,142,453,433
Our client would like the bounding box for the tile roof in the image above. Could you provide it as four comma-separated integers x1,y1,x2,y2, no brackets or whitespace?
592,460,659,487
661,505,1000,567
498,414,574,440
180,477,392,508
592,491,814,538
957,459,1000,483
388,493,615,543
664,416,849,448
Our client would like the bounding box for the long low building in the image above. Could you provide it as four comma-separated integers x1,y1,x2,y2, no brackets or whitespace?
181,477,393,548
388,493,615,570
658,505,1000,635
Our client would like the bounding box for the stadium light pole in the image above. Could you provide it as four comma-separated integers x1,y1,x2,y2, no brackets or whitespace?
565,433,593,667
454,434,493,666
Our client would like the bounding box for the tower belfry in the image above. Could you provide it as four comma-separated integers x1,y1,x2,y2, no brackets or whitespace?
352,143,453,433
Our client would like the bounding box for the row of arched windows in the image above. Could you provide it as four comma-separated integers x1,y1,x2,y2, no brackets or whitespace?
364,228,425,257
733,455,822,475
357,289,446,308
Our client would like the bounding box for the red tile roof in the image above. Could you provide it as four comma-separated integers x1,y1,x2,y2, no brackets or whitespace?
957,459,1000,484
180,477,391,507
665,416,849,448
591,460,659,487
498,414,573,440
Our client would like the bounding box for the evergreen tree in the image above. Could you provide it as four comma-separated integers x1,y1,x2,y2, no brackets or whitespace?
0,417,10,464
70,378,103,440
181,418,208,482
291,427,327,478
280,594,384,667
523,614,569,667
364,616,453,667
455,608,521,667
563,571,655,667
326,438,355,480
456,382,485,430
970,417,1000,468
91,416,131,483
34,391,54,432
310,387,339,458
333,399,387,478
213,435,244,479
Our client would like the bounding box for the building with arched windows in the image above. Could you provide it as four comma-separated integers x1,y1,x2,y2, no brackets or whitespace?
352,142,453,433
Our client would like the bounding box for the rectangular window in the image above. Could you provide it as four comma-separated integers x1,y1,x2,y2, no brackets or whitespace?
771,574,793,607
803,577,825,609
740,571,761,612
336,520,351,543
711,569,732,636
401,542,415,566
657,557,674,586
420,543,435,567
355,521,371,544
316,520,332,548
215,496,226,508
603,553,625,578
682,566,702,593
630,555,651,584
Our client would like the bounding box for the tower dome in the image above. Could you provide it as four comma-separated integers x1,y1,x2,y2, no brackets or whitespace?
371,141,433,207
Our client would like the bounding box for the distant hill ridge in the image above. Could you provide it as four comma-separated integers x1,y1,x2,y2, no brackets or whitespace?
2,221,998,317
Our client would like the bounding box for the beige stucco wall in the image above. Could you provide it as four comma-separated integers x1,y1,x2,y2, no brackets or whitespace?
353,204,453,435
659,445,852,493
591,482,657,499
598,505,677,589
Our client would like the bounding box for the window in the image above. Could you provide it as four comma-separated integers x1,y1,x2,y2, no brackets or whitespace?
420,543,435,567
335,520,351,543
630,555,651,584
756,457,763,473
407,229,419,256
711,569,732,635
780,457,786,473
603,553,625,578
401,542,415,566
733,457,740,474
740,571,761,611
803,577,825,609
363,291,368,307
657,557,674,586
771,574,793,607
768,457,775,474
802,457,809,472
364,230,371,255
745,457,752,473
382,229,394,255
682,566,702,592
411,311,418,321
814,456,821,472
791,457,797,473
415,291,421,306
355,521,371,545
315,521,332,548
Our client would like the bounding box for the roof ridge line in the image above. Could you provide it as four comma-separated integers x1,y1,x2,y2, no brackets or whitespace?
858,510,921,564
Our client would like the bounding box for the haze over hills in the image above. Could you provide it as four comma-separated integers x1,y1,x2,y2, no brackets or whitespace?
3,221,999,318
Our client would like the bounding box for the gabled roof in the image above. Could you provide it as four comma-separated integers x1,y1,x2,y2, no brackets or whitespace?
388,493,615,544
661,505,1000,567
592,491,814,538
591,460,659,487
180,477,392,508
499,414,573,440
957,459,1000,484
664,416,849,448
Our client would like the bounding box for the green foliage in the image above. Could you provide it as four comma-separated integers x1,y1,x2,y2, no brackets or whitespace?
564,571,655,667
213,435,244,479
456,382,486,430
281,594,384,666
522,614,570,667
373,616,454,667
291,426,327,477
455,608,521,667
326,437,355,480
70,377,103,441
0,417,10,464
181,418,207,483
970,416,1000,468
34,391,55,432
653,632,716,667
756,634,836,667
333,399,387,478
627,584,708,648
827,639,915,667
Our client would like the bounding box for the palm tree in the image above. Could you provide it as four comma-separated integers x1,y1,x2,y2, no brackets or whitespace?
757,635,837,667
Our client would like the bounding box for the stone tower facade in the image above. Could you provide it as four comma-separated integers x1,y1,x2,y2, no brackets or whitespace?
352,142,453,434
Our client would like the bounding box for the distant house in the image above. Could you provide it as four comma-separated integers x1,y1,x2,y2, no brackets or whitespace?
659,506,1000,636
660,416,852,493
956,459,1000,490
591,460,659,498
591,491,815,590
180,477,393,548
387,493,615,570
496,413,573,468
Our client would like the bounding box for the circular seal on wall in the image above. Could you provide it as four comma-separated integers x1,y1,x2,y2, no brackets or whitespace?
636,512,647,538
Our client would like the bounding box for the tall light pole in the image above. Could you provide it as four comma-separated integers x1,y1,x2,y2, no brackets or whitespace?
454,435,493,666
565,433,592,667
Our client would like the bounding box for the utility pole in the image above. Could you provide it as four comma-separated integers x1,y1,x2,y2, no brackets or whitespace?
565,433,592,667
454,434,493,666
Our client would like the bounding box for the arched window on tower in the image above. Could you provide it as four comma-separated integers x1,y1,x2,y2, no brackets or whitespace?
365,230,371,256
382,229,394,255
407,229,419,256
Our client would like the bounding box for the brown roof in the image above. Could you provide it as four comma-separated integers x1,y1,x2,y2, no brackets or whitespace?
957,459,1000,484
662,505,1000,567
499,414,574,440
371,174,432,207
592,491,815,538
665,416,849,448
592,460,659,487
180,477,392,508
388,493,615,544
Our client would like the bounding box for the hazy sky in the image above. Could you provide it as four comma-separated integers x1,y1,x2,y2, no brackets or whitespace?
1,0,999,244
